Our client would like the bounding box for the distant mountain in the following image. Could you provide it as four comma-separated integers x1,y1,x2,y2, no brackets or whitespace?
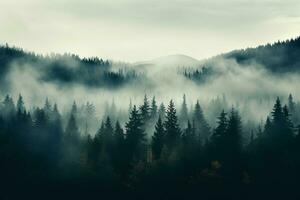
134,54,200,68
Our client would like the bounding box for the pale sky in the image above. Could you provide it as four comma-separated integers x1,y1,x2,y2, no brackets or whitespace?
1,0,300,62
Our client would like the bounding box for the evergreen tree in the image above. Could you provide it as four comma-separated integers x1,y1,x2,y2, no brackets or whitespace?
2,95,16,118
158,103,166,121
125,105,146,161
16,94,25,113
115,121,125,147
150,96,158,119
282,105,294,136
179,94,189,127
164,100,181,151
264,116,272,135
193,100,210,144
288,94,295,113
140,94,150,124
210,110,228,159
152,117,165,160
44,98,52,116
65,114,80,140
71,101,77,117
182,120,197,159
226,108,242,156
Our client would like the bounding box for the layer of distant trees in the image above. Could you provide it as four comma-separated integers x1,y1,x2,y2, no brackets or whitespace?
1,93,300,199
0,44,140,88
182,37,300,84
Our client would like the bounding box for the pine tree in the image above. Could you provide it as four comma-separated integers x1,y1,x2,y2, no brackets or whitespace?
282,105,294,136
179,94,189,127
158,103,166,121
65,114,80,140
226,108,242,156
164,100,181,151
140,94,150,124
150,96,158,119
152,117,165,160
210,110,228,159
125,105,146,161
44,98,52,116
17,94,25,113
193,100,210,144
264,116,272,135
2,95,16,118
288,94,295,113
115,121,125,147
182,120,197,158
71,101,77,117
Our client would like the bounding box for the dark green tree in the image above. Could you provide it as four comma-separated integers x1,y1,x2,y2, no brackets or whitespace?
158,103,166,121
193,100,210,145
65,114,80,140
140,94,151,124
164,100,181,151
179,94,189,127
150,96,158,119
16,94,25,113
125,105,146,161
152,117,165,160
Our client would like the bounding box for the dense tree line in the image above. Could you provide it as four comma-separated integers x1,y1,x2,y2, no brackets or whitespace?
182,37,300,84
0,44,140,89
0,94,300,199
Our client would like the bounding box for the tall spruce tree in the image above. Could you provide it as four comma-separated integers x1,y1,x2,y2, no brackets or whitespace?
158,103,166,121
17,94,25,113
150,96,158,120
152,117,165,160
125,105,146,161
193,100,210,145
179,94,189,127
210,110,228,160
164,100,181,151
140,94,151,124
65,114,80,141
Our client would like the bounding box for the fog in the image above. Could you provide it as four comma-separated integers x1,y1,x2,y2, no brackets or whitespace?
1,51,299,138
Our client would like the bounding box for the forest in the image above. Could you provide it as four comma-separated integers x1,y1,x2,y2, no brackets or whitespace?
1,92,300,199
1,37,300,199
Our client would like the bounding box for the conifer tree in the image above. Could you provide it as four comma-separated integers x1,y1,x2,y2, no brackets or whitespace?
226,108,242,156
17,94,25,113
288,94,295,113
210,110,228,159
193,100,210,144
158,103,166,121
115,121,125,147
179,94,189,127
164,100,181,151
152,117,165,160
140,94,150,124
65,114,80,140
125,105,146,161
150,96,158,119
44,98,52,116
71,101,77,117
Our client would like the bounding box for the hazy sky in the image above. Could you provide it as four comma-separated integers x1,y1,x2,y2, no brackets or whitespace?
1,0,300,62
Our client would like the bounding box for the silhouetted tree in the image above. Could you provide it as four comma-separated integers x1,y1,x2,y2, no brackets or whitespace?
179,94,189,127
152,117,165,160
164,100,181,152
125,105,146,161
193,100,210,145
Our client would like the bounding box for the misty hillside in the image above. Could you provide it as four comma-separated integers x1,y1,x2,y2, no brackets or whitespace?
0,44,139,90
183,37,300,84
222,37,300,72
135,54,200,67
